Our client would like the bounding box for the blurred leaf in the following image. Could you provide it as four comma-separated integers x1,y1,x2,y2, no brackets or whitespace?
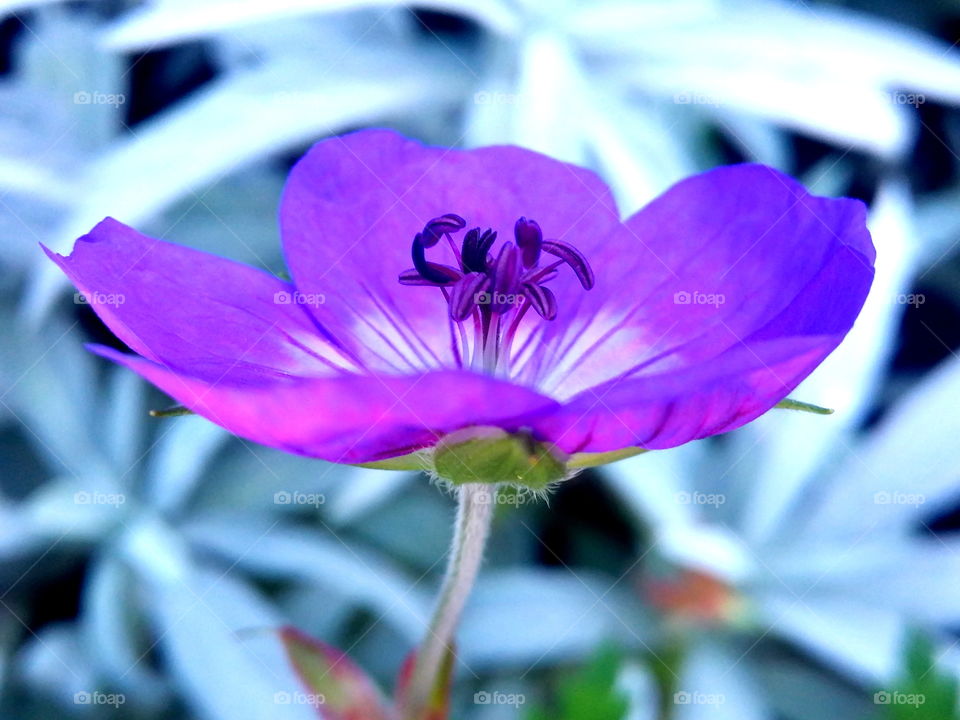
806,352,960,539
579,1,960,156
80,553,169,708
525,646,627,720
128,517,318,720
878,630,960,720
144,415,227,513
28,39,468,319
459,569,648,669
102,0,520,49
280,626,392,720
673,640,766,720
183,516,432,641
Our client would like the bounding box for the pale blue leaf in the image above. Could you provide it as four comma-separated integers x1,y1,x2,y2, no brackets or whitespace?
675,640,765,720
459,568,647,668
182,515,431,641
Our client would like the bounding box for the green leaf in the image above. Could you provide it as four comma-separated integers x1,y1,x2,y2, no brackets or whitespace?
525,646,628,720
875,629,959,720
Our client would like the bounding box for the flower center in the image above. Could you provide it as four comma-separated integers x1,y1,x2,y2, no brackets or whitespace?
398,213,594,373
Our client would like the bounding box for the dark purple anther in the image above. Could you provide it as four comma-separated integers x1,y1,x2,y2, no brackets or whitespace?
461,228,482,272
541,240,595,290
411,234,459,285
479,229,497,265
462,227,497,273
490,242,520,313
514,217,542,268
398,266,460,286
449,272,489,321
421,213,466,247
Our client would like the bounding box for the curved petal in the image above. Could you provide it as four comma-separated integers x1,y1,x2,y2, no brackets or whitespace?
279,128,621,372
43,218,356,383
527,164,874,397
525,165,875,452
89,346,559,463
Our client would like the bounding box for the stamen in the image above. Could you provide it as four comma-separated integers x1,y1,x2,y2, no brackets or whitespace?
399,267,459,286
462,228,497,273
421,213,466,247
523,282,557,320
398,212,594,374
411,234,459,285
541,240,595,289
490,243,520,314
449,272,489,321
514,217,542,268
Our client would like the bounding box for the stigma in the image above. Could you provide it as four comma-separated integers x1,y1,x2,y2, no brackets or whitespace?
398,213,594,373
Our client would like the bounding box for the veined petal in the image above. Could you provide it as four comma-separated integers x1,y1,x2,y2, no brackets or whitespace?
522,164,874,453
526,165,873,397
42,218,355,382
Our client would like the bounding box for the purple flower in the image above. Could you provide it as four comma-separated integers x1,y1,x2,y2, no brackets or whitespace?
44,130,874,468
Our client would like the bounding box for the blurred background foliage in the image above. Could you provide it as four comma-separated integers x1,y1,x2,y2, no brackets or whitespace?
2,0,960,718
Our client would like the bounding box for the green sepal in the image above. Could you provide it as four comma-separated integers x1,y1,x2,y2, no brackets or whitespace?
148,405,194,418
432,427,567,489
357,438,649,475
775,397,834,415
568,446,647,468
353,450,429,471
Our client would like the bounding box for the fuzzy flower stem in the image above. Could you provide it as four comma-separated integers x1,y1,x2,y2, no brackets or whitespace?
403,483,495,720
